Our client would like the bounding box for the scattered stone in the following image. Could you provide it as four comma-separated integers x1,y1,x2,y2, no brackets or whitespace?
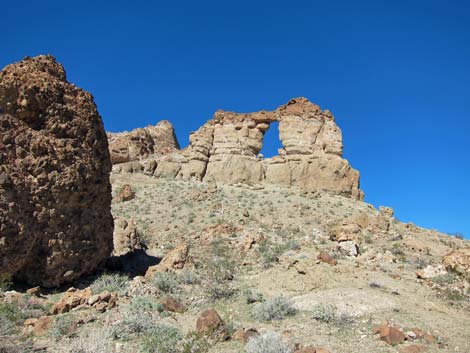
145,242,190,277
373,324,407,345
442,248,470,276
26,286,41,297
196,308,228,339
161,296,186,313
233,327,260,343
337,240,359,257
318,252,337,266
23,316,53,336
115,184,136,202
50,288,92,314
416,264,447,280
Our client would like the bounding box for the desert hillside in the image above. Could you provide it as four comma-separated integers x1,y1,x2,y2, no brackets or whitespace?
1,56,469,353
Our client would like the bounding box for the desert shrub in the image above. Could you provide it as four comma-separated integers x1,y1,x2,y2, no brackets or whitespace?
245,331,294,353
368,281,383,289
0,273,12,292
204,240,236,300
0,303,24,336
152,272,180,293
432,273,457,285
91,272,129,295
69,327,114,353
284,239,301,251
311,303,337,323
0,340,34,353
257,240,286,267
50,314,77,340
139,324,183,353
443,288,465,301
180,271,201,285
108,297,160,340
244,288,264,304
252,295,296,321
180,332,209,353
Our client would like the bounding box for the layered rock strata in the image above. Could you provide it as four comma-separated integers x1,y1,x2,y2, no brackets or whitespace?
113,98,362,199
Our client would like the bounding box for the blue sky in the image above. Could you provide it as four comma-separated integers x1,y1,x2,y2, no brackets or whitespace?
2,0,469,238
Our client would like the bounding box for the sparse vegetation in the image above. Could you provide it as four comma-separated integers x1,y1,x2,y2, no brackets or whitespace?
311,303,337,323
244,288,264,304
50,314,77,340
0,273,12,292
245,331,294,353
252,295,296,321
91,272,129,295
152,272,180,293
432,273,457,285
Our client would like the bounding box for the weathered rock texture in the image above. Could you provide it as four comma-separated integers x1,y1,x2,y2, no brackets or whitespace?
0,55,113,287
107,120,180,164
114,98,363,199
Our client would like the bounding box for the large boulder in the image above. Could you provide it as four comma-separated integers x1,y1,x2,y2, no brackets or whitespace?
0,55,113,287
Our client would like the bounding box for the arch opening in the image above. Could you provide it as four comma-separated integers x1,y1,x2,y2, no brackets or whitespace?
259,121,283,158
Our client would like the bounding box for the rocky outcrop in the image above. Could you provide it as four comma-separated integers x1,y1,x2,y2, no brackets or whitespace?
107,120,179,164
0,55,113,287
113,98,363,199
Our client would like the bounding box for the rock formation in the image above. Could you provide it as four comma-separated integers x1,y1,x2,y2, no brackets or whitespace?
113,98,363,199
107,120,179,164
0,55,113,287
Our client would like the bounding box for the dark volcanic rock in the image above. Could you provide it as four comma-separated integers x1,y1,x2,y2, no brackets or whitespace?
0,55,113,287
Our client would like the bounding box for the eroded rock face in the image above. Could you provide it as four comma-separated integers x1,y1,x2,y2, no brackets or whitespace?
113,97,363,199
0,55,113,287
107,120,179,164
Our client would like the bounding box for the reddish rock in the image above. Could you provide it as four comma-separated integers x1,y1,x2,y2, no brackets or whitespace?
196,308,226,337
161,296,186,313
0,55,113,287
115,184,135,202
233,328,260,343
373,324,407,345
23,315,53,336
26,286,41,297
50,287,92,314
424,333,437,344
318,252,337,266
145,243,190,277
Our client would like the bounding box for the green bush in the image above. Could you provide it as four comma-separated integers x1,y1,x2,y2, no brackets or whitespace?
252,295,296,322
245,331,294,353
311,303,337,323
152,272,180,293
0,302,25,335
91,272,129,295
50,314,77,340
139,324,183,353
0,272,13,292
432,273,457,285
244,288,264,304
